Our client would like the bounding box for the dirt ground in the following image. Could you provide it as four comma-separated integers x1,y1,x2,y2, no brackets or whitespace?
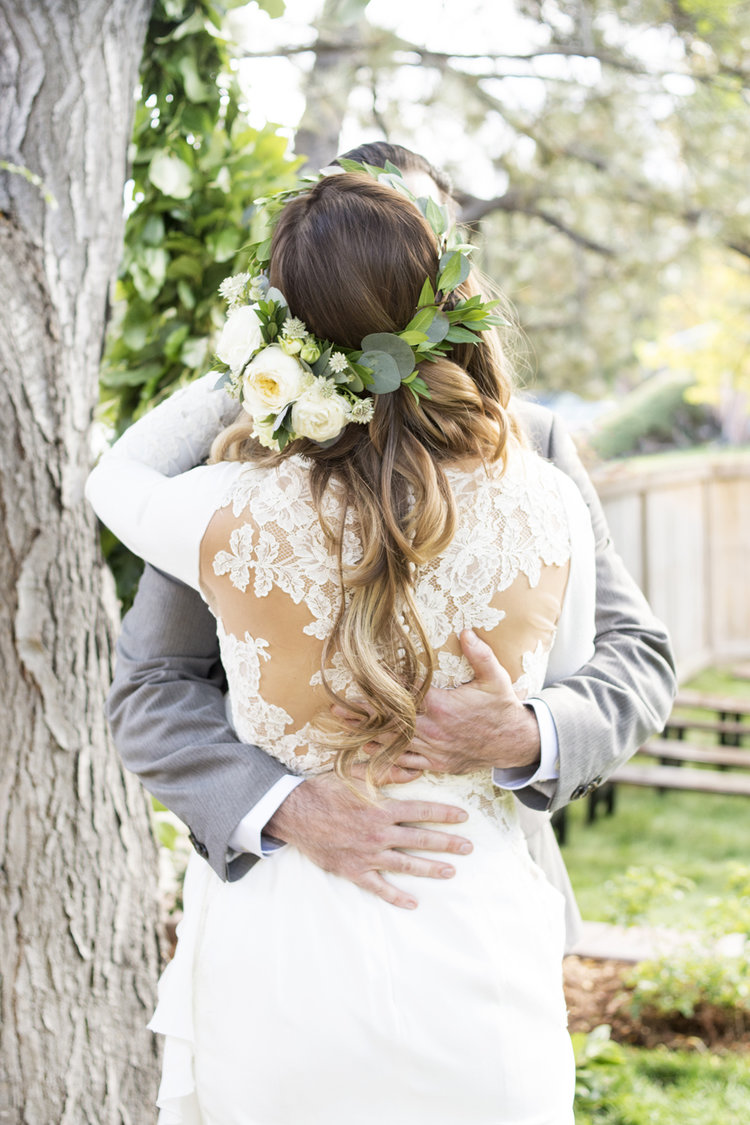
564,956,750,1051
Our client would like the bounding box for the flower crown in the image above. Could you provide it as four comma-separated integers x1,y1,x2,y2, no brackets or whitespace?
214,160,503,451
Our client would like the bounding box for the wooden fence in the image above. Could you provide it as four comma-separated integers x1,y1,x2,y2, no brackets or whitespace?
590,449,750,679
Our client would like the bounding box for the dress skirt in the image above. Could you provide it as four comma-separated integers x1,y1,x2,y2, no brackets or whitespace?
149,776,575,1125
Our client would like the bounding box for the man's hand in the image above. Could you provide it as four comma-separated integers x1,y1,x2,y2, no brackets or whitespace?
265,772,472,910
373,630,542,776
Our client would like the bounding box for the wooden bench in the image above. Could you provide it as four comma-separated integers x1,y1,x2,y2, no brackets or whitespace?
610,762,750,797
637,739,750,768
583,735,750,826
665,690,750,746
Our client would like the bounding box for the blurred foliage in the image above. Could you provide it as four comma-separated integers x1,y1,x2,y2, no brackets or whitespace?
287,0,750,404
99,0,301,602
102,0,300,435
636,252,750,443
588,368,719,459
598,861,750,1025
600,863,696,928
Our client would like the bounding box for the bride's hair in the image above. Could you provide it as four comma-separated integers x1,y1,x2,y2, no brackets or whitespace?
211,173,519,783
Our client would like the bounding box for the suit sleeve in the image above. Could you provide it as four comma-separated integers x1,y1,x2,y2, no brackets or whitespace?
107,564,293,881
515,411,677,813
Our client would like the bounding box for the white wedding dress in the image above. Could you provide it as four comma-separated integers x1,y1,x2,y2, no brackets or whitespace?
87,374,596,1125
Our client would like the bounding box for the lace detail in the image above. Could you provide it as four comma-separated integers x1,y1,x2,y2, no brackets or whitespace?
205,445,574,815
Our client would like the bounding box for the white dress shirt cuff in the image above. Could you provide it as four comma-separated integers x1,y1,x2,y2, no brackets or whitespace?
228,774,306,858
492,698,560,789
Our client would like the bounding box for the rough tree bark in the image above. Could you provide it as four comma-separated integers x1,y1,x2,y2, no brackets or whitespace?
0,2,161,1122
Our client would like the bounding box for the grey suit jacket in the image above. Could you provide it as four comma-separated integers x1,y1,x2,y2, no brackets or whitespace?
106,402,676,934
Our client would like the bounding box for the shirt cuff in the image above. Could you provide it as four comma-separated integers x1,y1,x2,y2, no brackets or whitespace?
227,774,306,858
492,698,560,790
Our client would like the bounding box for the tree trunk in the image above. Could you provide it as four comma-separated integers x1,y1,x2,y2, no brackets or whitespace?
295,0,371,172
0,3,160,1122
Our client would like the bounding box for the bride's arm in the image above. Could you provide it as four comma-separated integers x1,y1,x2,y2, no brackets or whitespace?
86,373,242,589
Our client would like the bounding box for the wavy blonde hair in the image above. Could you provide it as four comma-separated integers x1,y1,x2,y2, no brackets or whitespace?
211,174,520,783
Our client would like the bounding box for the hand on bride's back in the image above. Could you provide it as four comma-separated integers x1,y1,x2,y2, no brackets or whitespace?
358,630,542,777
264,771,473,910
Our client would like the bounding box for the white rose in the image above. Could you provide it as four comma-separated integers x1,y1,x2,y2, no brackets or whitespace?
216,306,263,373
242,345,313,416
292,385,350,442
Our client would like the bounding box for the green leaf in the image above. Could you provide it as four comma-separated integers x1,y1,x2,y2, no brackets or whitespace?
446,325,480,344
417,277,435,308
100,362,164,389
312,346,332,377
336,158,369,175
178,55,211,103
437,250,471,294
357,350,402,393
360,332,414,379
141,214,165,246
419,196,448,239
256,0,285,16
399,329,429,347
149,151,193,199
207,227,241,263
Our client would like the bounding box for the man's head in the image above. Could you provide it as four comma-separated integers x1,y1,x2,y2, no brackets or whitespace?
332,142,454,209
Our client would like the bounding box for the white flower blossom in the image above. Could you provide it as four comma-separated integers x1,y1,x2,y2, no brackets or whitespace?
292,383,350,442
248,275,267,300
282,316,308,340
216,305,263,372
218,273,250,306
348,397,375,424
315,378,338,400
329,351,349,374
242,345,313,416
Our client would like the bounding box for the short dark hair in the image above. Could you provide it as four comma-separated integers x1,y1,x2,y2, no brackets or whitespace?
334,142,453,201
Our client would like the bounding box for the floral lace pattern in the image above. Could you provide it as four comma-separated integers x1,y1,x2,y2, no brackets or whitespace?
207,446,573,804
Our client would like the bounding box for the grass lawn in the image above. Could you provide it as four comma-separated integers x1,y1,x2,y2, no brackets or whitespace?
564,665,750,1120
574,1043,750,1124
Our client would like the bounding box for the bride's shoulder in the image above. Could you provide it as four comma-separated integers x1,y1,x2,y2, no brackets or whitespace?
212,453,315,522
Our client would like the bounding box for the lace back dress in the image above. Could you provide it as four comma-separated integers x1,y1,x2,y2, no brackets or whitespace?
85,376,596,1125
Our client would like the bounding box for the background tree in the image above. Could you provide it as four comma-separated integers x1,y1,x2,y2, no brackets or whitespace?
1,0,293,1116
0,2,161,1120
238,0,750,413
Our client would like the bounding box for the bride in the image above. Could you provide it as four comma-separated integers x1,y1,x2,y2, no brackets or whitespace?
87,166,595,1125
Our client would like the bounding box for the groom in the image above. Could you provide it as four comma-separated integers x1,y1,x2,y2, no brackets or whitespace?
106,143,676,943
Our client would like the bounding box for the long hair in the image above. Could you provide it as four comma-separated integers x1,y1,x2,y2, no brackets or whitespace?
211,173,519,783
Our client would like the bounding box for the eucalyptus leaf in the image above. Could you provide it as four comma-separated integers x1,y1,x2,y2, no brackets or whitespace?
358,350,402,392
212,369,233,390
361,332,414,378
312,346,332,377
265,286,288,307
424,311,450,344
